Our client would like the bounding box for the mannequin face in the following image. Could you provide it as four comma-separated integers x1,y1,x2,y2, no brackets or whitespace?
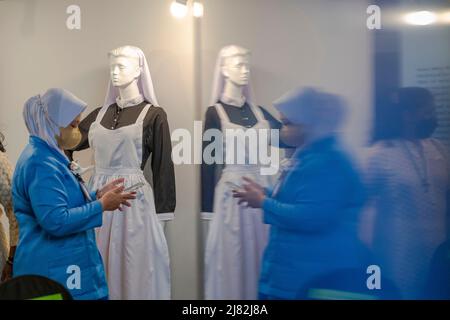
222,55,250,87
109,56,141,88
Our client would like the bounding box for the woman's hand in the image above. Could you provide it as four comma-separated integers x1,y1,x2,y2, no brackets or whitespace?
99,185,136,212
232,177,266,208
96,178,125,199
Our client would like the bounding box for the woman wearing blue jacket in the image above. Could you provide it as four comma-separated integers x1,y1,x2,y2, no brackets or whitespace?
11,88,136,300
234,88,367,299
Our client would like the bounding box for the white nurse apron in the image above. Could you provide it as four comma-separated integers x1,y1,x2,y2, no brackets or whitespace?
204,103,273,300
88,104,170,300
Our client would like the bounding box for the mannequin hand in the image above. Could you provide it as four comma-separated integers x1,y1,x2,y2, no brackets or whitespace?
232,178,266,208
97,178,125,199
100,185,137,212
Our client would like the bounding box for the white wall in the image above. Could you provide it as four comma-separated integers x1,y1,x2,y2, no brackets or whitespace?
0,0,200,299
0,0,373,300
199,0,373,154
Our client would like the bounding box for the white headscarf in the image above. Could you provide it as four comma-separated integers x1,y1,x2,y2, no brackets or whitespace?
23,88,87,155
103,45,159,108
210,45,255,106
273,87,347,143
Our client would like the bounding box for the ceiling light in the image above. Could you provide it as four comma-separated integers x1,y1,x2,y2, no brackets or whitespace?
403,11,437,25
170,0,188,19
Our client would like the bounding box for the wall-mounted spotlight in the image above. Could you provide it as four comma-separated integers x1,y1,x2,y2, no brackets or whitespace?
403,10,437,25
170,0,188,19
170,0,204,18
193,2,204,18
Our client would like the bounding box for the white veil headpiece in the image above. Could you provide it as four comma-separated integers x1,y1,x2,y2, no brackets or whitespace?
210,45,255,106
103,45,159,108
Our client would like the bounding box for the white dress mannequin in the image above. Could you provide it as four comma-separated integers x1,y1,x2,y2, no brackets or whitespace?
203,45,273,300
88,46,171,300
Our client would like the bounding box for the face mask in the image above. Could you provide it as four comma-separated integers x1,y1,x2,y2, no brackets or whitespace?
280,124,305,148
415,117,437,139
55,126,82,150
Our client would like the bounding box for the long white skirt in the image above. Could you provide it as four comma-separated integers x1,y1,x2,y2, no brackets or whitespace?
204,168,271,300
90,169,170,300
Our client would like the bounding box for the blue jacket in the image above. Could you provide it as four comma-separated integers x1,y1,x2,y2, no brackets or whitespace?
12,136,108,300
260,136,367,299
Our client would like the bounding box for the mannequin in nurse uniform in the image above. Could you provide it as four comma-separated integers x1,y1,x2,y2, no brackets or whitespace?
202,46,284,218
69,47,176,222
108,52,172,230
108,50,173,228
202,45,283,300
70,46,173,300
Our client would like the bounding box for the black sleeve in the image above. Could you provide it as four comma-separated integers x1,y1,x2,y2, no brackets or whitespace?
201,106,222,213
65,107,101,160
259,106,282,130
259,106,294,149
150,109,176,213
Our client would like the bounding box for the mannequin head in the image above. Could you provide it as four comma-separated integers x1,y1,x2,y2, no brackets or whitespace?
108,46,141,89
220,45,251,87
103,46,159,107
210,45,254,106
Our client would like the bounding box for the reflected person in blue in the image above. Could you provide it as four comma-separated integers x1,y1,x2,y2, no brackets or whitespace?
233,88,367,300
12,88,136,300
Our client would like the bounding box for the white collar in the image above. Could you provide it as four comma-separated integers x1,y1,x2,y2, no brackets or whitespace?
116,94,145,109
220,93,246,107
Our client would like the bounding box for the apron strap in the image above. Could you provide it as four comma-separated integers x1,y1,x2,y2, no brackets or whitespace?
136,104,152,123
215,103,231,123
